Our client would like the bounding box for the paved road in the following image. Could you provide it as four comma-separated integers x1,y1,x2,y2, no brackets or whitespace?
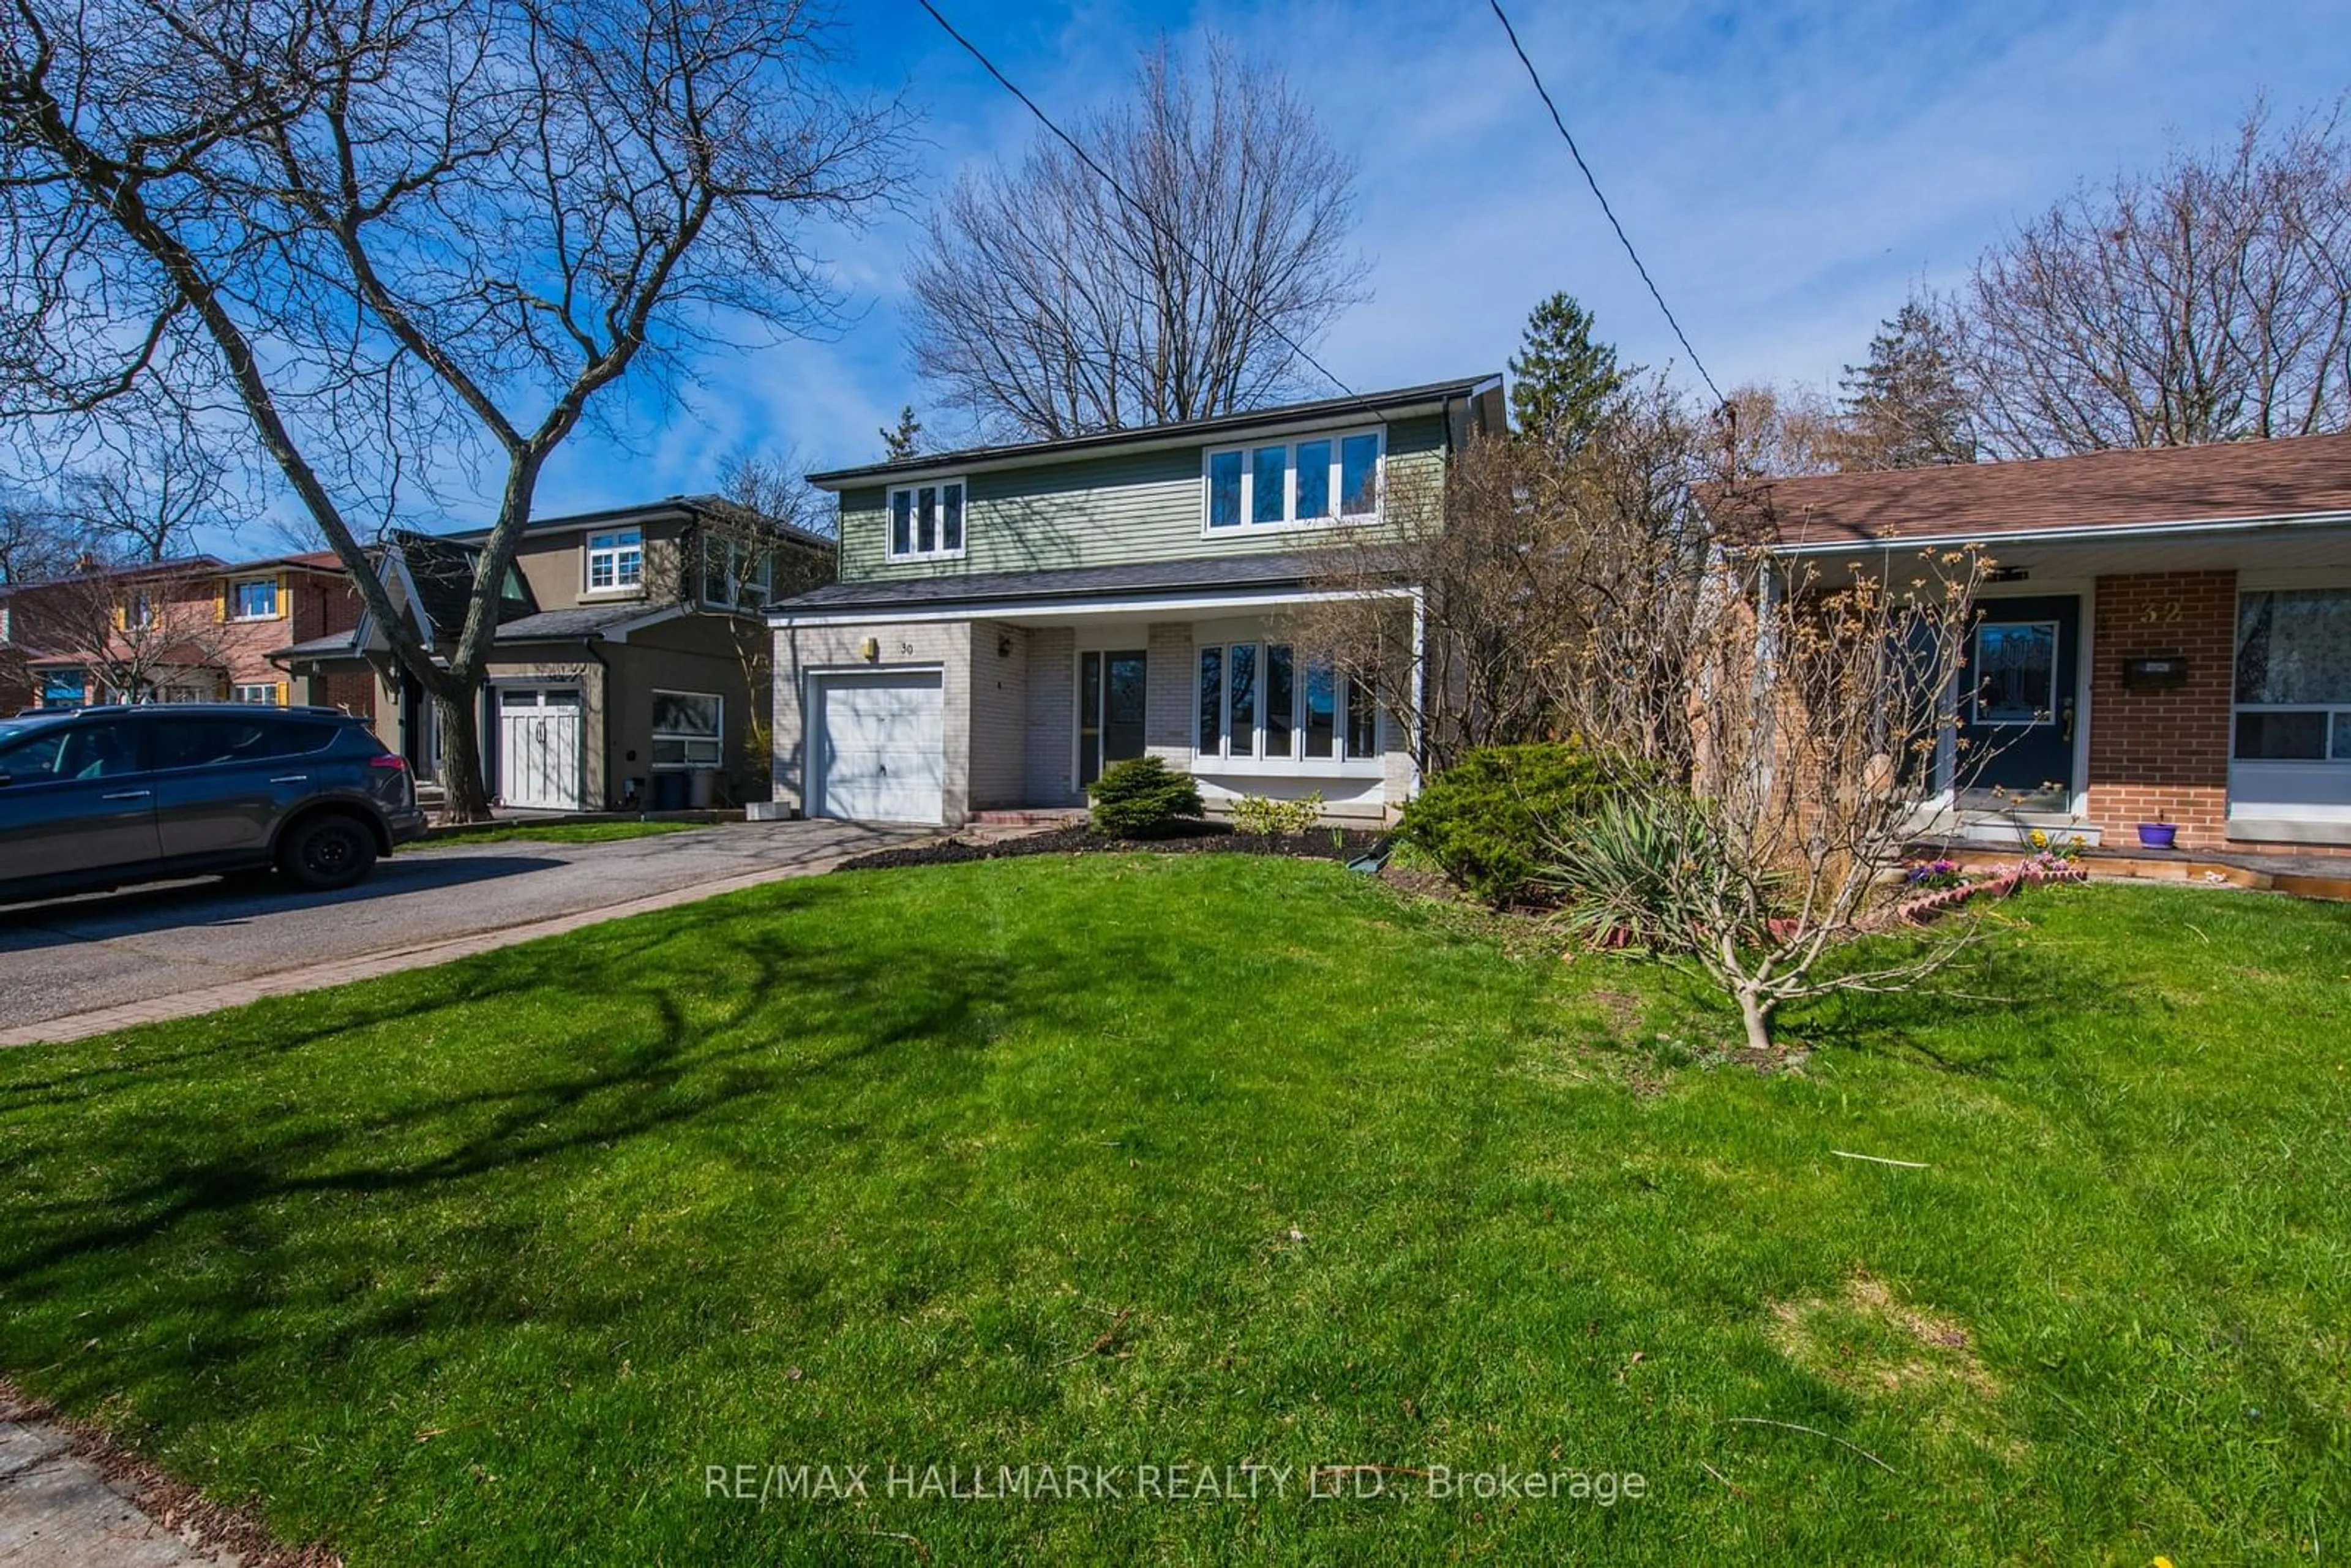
0,820,910,1035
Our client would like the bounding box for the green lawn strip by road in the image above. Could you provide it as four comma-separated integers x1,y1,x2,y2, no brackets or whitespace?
0,858,2344,1563
410,819,716,848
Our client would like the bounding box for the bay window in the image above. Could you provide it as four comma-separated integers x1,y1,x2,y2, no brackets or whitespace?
887,478,966,562
1202,428,1383,530
1196,642,1380,763
2234,587,2351,761
587,528,643,592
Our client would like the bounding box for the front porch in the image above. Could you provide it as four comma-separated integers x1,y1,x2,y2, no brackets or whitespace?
1804,525,2351,856
768,569,1420,828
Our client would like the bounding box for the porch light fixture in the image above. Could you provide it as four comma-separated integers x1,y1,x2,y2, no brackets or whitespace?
1985,566,2031,583
858,636,879,662
997,634,1013,658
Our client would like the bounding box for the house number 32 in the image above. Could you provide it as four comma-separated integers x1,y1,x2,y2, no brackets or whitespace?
2140,599,2182,625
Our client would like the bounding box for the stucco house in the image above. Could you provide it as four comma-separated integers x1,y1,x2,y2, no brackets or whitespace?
765,376,1505,828
279,497,828,811
1723,432,2351,853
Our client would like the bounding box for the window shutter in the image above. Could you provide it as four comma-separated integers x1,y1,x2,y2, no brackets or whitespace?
276,680,288,706
215,582,227,621
277,572,290,620
114,602,127,631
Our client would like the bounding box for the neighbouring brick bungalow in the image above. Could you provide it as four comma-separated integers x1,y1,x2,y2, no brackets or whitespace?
1717,432,2351,855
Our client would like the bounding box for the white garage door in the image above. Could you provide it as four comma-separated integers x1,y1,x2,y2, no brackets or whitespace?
499,686,585,811
814,671,944,824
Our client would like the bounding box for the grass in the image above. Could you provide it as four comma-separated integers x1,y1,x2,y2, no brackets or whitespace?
0,857,2345,1564
411,819,716,848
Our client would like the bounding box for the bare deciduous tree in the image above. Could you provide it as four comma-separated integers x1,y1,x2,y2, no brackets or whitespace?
1,0,909,818
905,34,1369,441
709,447,832,788
1551,547,1993,1054
1951,103,2351,455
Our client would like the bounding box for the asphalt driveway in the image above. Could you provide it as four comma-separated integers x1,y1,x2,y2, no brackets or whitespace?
0,820,913,1039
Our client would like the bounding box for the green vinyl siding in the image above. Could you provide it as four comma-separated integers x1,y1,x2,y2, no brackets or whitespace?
838,413,1449,585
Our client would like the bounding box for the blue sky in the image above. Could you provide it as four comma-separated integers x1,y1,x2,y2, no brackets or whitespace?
443,0,2351,523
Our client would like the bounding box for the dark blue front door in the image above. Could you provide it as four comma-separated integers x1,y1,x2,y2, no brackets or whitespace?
1959,595,2079,807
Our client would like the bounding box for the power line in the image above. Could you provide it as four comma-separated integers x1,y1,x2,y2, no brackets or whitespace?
1485,0,1726,408
912,0,1393,425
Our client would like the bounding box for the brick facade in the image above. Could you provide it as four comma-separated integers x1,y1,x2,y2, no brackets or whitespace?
2083,571,2237,847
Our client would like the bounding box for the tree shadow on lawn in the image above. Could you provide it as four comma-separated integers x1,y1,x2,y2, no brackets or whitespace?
0,887,1224,1426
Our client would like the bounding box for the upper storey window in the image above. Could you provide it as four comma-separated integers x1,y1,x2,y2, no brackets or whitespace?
587,528,643,592
1204,429,1383,531
888,479,966,563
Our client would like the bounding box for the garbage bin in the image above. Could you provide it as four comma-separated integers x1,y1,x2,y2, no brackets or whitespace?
689,768,718,809
650,770,691,811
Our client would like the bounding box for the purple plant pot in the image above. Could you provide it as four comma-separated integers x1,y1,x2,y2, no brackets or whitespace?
2137,822,2178,849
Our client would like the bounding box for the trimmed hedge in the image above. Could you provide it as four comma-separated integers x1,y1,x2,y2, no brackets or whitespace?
1398,743,1647,906
1087,756,1205,838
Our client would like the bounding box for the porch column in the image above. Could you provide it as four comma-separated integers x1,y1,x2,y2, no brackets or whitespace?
2085,571,2236,847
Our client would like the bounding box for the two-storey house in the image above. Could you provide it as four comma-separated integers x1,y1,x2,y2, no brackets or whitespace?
769,375,1505,827
1,551,371,715
277,496,829,812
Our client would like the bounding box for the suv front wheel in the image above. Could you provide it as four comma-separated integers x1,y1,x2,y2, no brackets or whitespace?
278,813,380,892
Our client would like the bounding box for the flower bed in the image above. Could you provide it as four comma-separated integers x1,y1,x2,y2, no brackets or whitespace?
1890,849,2088,925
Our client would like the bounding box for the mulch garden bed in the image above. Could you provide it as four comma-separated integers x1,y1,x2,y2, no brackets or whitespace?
837,821,1388,874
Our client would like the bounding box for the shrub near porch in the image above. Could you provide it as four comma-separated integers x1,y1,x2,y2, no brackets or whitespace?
0,858,2344,1562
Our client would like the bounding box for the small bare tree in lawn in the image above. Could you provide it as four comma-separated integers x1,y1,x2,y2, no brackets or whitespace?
1550,545,1993,1054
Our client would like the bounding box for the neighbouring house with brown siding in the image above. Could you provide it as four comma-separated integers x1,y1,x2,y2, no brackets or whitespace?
769,377,1503,827
1714,433,2351,855
277,497,829,812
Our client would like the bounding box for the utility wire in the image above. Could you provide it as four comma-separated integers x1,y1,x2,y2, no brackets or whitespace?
913,0,1394,426
1485,0,1726,408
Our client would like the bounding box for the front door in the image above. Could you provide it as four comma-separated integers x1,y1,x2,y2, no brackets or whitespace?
1959,595,2080,810
1078,650,1147,789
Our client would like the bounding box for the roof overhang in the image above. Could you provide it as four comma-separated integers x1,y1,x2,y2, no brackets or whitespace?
770,584,1416,629
1764,507,2351,555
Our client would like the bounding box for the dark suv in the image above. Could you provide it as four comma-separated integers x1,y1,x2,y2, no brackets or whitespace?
0,704,426,904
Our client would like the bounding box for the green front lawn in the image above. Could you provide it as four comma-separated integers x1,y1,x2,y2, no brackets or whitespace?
1,858,2345,1563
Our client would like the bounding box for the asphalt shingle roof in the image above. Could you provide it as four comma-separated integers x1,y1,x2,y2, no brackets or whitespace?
1706,431,2351,548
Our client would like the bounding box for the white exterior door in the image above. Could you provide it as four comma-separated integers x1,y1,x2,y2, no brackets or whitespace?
814,671,944,824
499,686,585,811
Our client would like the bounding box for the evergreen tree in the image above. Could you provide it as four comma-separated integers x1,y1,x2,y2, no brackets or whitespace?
879,405,923,462
1507,293,1625,452
1837,302,1978,469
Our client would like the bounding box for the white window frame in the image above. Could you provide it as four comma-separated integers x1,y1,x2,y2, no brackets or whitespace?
585,528,645,595
228,576,279,621
1201,427,1385,535
650,688,724,771
885,478,967,564
700,535,775,610
1193,640,1382,775
231,682,281,705
2231,585,2351,765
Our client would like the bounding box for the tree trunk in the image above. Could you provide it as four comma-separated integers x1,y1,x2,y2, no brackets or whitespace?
1737,988,1774,1055
434,688,495,824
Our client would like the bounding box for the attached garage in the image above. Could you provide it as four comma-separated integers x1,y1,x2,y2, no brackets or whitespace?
811,670,945,824
497,685,585,811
